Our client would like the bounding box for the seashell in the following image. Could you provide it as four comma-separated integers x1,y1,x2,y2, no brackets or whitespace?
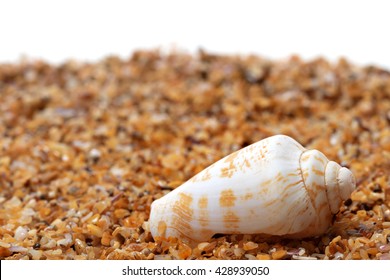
149,135,356,244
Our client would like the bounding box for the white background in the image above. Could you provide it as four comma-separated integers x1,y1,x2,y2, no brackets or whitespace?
0,0,390,69
2,260,389,280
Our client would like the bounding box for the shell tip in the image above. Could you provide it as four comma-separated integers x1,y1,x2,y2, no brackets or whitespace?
338,167,356,200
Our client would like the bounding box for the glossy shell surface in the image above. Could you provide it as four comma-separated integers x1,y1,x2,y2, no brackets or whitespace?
149,135,356,244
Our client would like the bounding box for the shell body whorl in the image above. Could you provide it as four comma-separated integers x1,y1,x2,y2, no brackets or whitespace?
149,135,356,244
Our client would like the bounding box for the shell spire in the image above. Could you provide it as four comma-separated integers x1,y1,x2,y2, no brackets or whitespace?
324,161,356,214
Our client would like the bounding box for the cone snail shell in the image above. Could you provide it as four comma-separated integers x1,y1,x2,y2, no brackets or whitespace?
149,135,356,244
